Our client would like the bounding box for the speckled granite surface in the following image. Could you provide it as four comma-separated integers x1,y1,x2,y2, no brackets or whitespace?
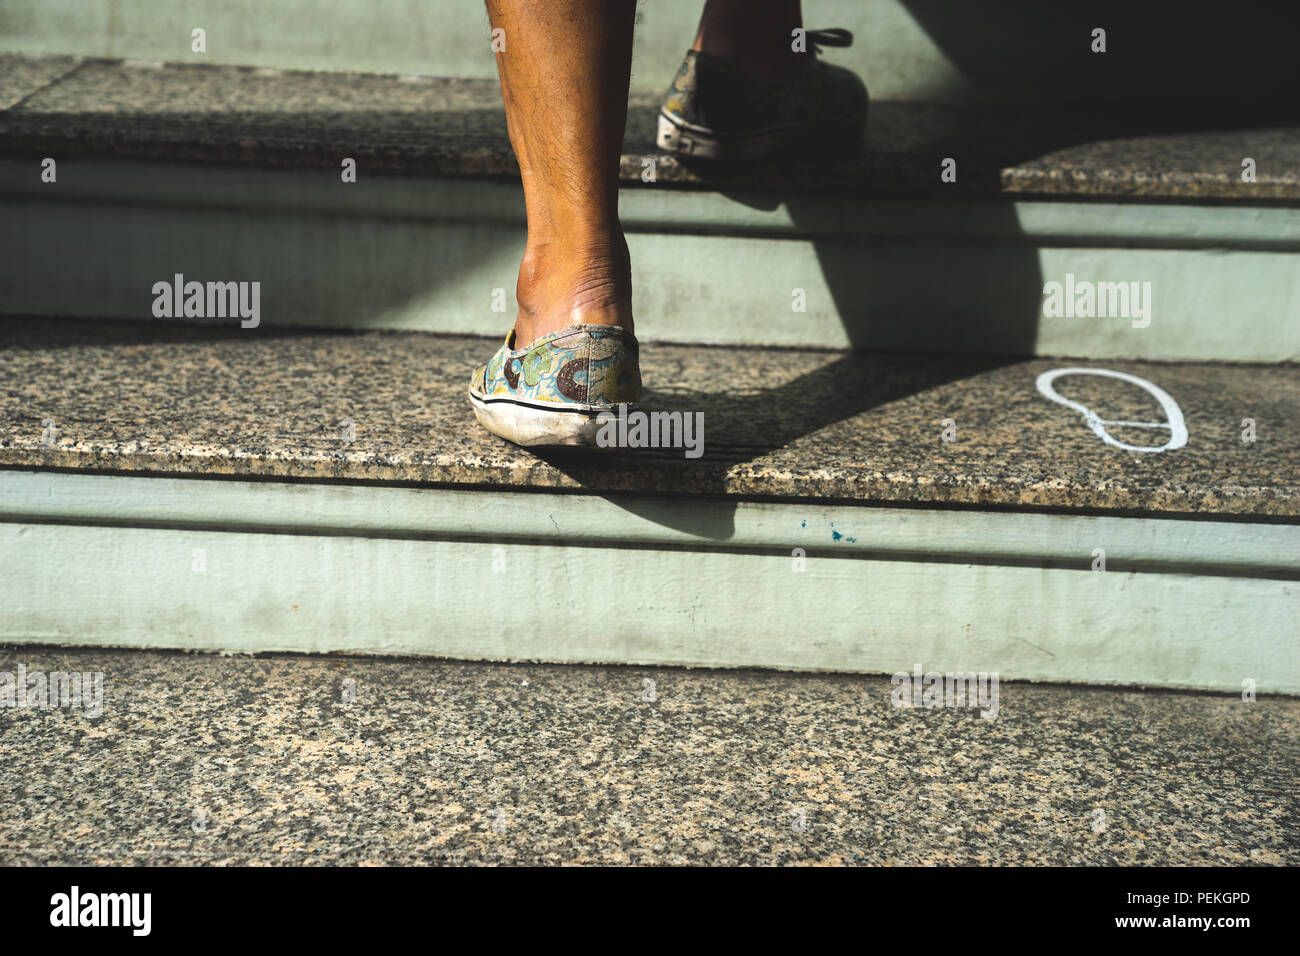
0,648,1293,865
1,55,1297,201
0,54,82,111
1,319,1295,515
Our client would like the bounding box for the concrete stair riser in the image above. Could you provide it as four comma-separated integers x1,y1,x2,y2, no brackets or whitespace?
3,159,1297,360
3,0,1297,102
2,471,1296,692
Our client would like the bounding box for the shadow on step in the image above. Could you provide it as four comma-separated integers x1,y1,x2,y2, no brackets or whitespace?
621,92,1300,360
898,0,1300,104
533,348,1014,539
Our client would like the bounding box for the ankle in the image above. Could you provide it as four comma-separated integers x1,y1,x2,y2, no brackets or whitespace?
694,0,805,85
513,233,633,347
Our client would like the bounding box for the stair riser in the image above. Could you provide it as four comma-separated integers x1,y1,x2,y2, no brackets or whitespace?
3,471,1297,693
3,0,1295,102
3,159,1297,360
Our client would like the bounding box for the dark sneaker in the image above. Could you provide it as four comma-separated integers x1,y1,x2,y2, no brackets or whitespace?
657,28,867,163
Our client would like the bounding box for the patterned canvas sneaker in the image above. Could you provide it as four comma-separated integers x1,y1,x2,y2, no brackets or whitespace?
468,324,643,447
657,28,867,163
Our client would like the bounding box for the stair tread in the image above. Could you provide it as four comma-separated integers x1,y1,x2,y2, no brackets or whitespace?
3,54,1299,202
3,647,1295,866
0,52,80,110
1,318,1294,517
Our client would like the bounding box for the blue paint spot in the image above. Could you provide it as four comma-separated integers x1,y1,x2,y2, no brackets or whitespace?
801,520,806,528
829,520,856,544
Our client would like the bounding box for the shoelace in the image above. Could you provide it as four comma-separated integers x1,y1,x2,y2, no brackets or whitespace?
806,28,854,54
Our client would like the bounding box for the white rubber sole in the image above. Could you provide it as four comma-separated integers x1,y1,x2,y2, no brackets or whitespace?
657,107,866,163
469,388,619,447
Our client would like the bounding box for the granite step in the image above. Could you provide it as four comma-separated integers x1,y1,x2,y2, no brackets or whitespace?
1,318,1296,690
2,646,1295,866
3,53,1298,200
0,318,1296,515
2,54,1298,359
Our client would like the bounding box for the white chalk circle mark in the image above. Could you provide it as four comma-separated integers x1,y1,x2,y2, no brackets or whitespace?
1035,367,1188,453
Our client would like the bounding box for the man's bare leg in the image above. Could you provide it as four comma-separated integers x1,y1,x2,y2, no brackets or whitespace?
485,0,637,348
